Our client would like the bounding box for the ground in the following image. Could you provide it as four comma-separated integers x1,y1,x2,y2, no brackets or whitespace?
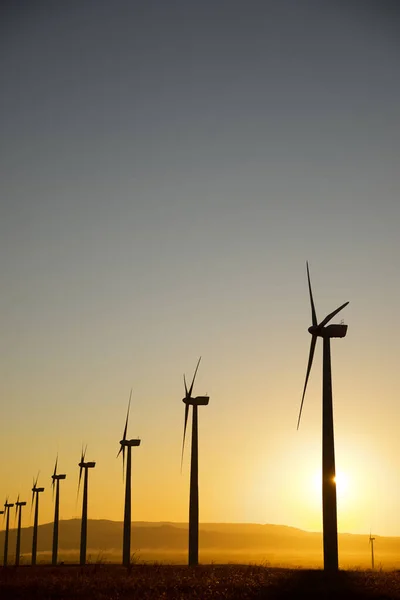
1,564,400,599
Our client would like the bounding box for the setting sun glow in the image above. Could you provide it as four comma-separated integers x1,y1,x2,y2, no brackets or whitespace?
334,472,349,501
311,471,350,504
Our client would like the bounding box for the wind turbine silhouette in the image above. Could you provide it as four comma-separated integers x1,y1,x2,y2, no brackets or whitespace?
181,357,210,566
31,474,45,565
15,496,27,566
369,533,376,569
3,498,14,566
78,446,96,565
297,262,349,573
117,389,141,567
51,456,66,566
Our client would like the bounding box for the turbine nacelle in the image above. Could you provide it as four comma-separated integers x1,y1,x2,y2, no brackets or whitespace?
32,487,44,493
79,462,96,469
308,324,348,338
52,474,67,480
182,395,210,406
15,501,27,507
120,438,141,447
4,503,14,508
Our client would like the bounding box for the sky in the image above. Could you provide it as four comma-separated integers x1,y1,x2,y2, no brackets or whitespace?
1,0,400,538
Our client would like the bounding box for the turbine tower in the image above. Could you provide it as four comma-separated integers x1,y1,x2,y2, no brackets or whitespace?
31,474,45,566
297,262,349,573
15,496,27,566
51,456,67,566
3,498,14,566
369,533,375,570
78,446,96,565
180,357,210,567
117,389,141,567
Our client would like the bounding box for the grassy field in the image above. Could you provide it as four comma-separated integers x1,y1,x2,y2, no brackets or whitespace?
2,564,400,599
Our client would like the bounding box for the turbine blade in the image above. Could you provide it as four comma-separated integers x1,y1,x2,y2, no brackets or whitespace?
297,335,317,430
188,356,201,398
180,404,190,472
117,443,126,476
78,465,83,495
183,373,188,397
319,302,349,328
78,445,84,495
53,455,58,478
306,262,318,327
123,389,132,442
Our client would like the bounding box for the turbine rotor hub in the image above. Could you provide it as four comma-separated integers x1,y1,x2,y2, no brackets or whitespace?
308,325,320,335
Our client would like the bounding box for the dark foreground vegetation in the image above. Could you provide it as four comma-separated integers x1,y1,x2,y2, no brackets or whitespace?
2,564,400,599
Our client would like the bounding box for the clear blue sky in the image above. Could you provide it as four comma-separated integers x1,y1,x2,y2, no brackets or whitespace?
1,1,400,536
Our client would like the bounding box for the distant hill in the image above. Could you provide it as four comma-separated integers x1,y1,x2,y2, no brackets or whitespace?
0,520,399,568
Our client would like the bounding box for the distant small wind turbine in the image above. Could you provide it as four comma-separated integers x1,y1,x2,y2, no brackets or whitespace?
297,262,349,573
51,456,67,566
31,474,45,566
3,498,14,566
15,496,27,566
117,389,141,567
78,446,96,565
181,357,210,566
369,533,375,569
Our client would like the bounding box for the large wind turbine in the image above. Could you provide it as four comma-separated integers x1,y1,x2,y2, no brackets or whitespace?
3,498,14,566
117,389,141,567
369,533,375,570
180,357,210,566
78,446,96,565
15,496,27,566
31,474,45,566
297,262,349,573
51,456,67,566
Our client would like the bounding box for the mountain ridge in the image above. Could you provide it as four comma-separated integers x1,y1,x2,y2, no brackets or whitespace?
1,520,398,567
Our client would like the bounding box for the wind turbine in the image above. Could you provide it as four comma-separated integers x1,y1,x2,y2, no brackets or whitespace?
180,357,210,566
369,533,375,569
15,496,27,566
78,446,96,565
3,498,14,566
297,262,349,573
31,474,45,566
117,389,141,567
51,456,67,566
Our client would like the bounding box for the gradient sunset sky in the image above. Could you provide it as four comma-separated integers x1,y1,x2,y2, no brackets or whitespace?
1,1,400,537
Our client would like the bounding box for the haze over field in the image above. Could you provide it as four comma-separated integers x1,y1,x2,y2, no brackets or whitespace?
1,0,400,541
0,520,398,570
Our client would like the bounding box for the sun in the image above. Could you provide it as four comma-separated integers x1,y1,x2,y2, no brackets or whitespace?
334,471,349,502
311,470,350,503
